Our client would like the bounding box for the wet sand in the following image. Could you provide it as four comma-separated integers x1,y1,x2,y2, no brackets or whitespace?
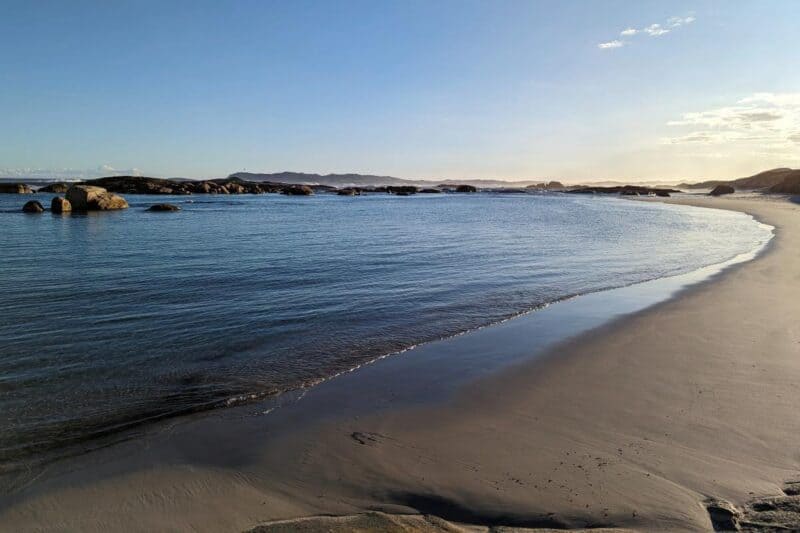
1,195,798,531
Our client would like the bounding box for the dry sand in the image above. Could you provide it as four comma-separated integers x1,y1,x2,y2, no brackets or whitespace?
1,195,799,532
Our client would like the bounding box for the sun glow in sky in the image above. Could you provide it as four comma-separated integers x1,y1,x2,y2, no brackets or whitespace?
2,0,799,182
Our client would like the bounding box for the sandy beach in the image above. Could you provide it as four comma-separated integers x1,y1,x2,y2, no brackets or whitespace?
2,195,799,532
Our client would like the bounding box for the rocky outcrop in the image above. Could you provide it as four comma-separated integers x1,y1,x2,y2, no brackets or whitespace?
705,498,740,531
87,176,190,195
213,177,283,194
704,481,800,532
337,188,361,196
22,200,44,213
281,185,313,196
38,183,70,193
526,181,565,191
710,184,735,196
455,184,478,193
83,176,279,196
51,197,72,214
0,183,33,194
66,185,129,211
147,203,181,212
419,188,442,193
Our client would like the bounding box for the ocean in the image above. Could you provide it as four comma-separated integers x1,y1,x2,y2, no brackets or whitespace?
0,191,772,470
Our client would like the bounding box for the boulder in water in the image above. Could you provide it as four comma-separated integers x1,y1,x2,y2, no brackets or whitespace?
147,203,181,212
51,197,72,214
387,186,418,195
66,185,129,211
22,200,45,213
281,185,314,196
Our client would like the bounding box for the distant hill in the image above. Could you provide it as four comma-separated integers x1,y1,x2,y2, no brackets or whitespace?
228,171,549,188
768,171,800,194
229,172,413,187
679,168,800,190
572,179,681,188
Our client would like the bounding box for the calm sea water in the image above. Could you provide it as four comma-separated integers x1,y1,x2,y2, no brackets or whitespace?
0,192,771,468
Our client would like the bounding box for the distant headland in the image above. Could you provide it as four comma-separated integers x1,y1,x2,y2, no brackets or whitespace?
2,167,799,206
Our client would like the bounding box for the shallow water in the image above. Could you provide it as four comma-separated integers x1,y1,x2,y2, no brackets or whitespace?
0,192,772,467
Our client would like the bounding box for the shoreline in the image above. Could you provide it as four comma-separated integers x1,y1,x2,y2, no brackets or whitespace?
0,195,796,531
0,194,769,476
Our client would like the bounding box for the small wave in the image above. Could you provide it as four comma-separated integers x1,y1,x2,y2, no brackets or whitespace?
221,207,775,422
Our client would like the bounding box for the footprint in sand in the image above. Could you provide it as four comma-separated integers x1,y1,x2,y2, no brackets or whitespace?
350,431,382,446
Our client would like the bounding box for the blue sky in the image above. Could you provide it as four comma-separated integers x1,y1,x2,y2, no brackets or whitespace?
2,0,799,182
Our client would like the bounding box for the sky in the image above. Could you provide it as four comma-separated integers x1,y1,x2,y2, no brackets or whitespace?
2,0,800,183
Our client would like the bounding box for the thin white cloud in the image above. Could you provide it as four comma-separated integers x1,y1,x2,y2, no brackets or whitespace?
598,40,625,49
668,15,696,28
599,14,694,50
663,93,800,159
644,24,670,36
